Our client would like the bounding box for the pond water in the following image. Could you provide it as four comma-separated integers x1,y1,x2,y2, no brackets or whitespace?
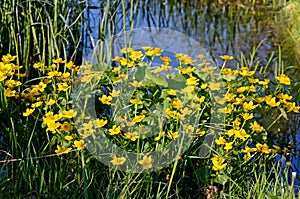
81,0,300,190
82,0,277,66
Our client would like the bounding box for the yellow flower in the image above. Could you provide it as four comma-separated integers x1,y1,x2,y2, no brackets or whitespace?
94,119,108,128
201,83,208,89
285,102,300,113
171,99,182,109
2,54,17,63
99,95,112,105
73,140,85,150
110,155,126,166
65,135,73,141
265,97,280,107
121,47,133,54
53,58,65,64
112,67,120,73
43,111,62,125
66,61,75,70
46,121,61,133
277,93,292,101
55,145,72,155
208,82,221,91
110,90,120,97
167,131,179,139
46,99,55,106
224,142,233,151
4,88,16,97
160,56,171,63
255,97,265,103
232,118,241,129
248,78,259,84
241,112,254,121
129,51,143,61
219,55,233,60
23,108,35,117
154,131,165,141
236,86,248,93
61,121,73,132
31,101,43,108
180,67,195,74
239,70,255,77
181,85,195,93
0,71,7,82
227,129,237,137
243,101,257,111
124,132,139,141
250,121,263,132
196,129,206,137
276,74,291,85
132,114,145,123
57,83,70,92
5,79,22,88
131,81,142,87
37,82,47,92
138,156,153,169
255,143,271,154
211,154,227,171
181,107,192,116
241,146,257,159
186,76,198,86
63,109,77,118
167,89,176,96
142,46,151,51
215,137,227,145
47,71,62,78
258,79,270,88
129,98,142,104
108,125,121,135
235,129,250,141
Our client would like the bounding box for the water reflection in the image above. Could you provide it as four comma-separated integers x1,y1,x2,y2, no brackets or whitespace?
82,0,279,65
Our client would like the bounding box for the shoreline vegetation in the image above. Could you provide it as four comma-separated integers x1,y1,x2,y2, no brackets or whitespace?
1,0,300,198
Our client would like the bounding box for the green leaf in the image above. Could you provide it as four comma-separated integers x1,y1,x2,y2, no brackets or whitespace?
213,174,230,185
195,166,211,181
135,66,146,81
145,68,168,87
222,74,236,82
166,74,186,89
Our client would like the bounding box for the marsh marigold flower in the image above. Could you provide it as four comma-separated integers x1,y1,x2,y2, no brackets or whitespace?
99,95,112,105
224,142,233,151
219,55,233,60
124,132,139,141
138,156,153,169
243,101,257,111
250,121,263,132
109,125,121,135
23,108,35,117
255,143,271,154
63,109,77,118
94,119,108,128
215,137,227,145
55,145,72,155
110,155,126,166
73,140,85,150
167,131,179,139
211,154,227,171
265,97,280,107
276,74,291,85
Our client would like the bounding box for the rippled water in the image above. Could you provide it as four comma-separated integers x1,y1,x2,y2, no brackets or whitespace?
82,0,278,66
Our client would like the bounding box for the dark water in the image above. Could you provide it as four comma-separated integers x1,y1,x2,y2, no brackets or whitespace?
82,0,277,66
